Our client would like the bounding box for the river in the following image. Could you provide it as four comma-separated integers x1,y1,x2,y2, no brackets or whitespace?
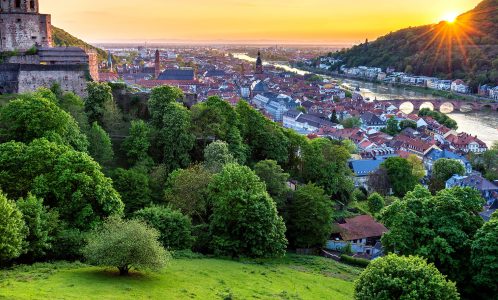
233,53,498,147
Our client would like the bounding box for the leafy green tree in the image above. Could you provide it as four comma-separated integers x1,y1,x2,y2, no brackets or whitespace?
367,192,385,213
253,160,290,211
342,139,357,154
56,92,89,131
399,120,417,130
83,217,170,276
287,184,333,248
134,206,194,250
208,164,287,258
368,167,391,195
164,164,213,224
112,168,151,215
471,214,498,297
157,102,194,173
85,82,114,126
419,109,458,130
0,139,124,230
385,117,399,136
0,192,26,263
382,157,418,197
480,144,498,181
122,120,152,166
149,164,169,204
203,141,236,173
301,138,354,203
16,194,58,261
341,117,361,128
354,254,459,300
191,96,247,163
0,93,88,152
429,158,465,193
281,128,308,178
236,101,289,164
148,85,184,128
381,185,485,287
406,154,425,180
87,122,114,166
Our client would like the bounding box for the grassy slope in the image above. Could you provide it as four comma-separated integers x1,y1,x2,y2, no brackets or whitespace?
51,26,108,62
0,255,360,300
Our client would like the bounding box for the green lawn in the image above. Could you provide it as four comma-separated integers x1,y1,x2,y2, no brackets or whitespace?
0,255,360,300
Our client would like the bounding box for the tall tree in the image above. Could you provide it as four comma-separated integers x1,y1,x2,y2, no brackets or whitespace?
111,168,151,215
0,192,26,263
253,160,290,212
147,85,183,128
164,164,213,224
85,82,114,126
301,138,354,203
471,214,498,298
385,117,399,136
407,154,426,180
208,164,287,258
122,120,152,166
16,194,58,262
87,122,114,167
0,92,88,152
287,184,333,248
355,254,459,300
429,158,465,193
382,157,418,197
381,185,485,288
203,141,236,173
236,101,289,164
0,139,124,230
158,102,195,173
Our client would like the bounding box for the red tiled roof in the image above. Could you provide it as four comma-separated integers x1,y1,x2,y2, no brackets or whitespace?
338,215,388,241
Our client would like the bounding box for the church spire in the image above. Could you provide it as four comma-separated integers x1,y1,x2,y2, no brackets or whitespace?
255,50,263,75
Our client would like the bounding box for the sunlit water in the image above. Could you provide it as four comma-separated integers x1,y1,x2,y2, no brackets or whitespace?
233,53,498,147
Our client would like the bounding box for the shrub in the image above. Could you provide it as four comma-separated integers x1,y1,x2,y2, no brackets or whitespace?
0,193,26,262
134,206,194,250
367,193,385,213
340,254,370,267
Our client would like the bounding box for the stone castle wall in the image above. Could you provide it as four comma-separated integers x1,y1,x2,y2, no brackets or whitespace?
0,13,52,51
0,63,89,97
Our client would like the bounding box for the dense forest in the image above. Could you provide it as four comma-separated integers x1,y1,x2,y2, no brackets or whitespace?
51,26,108,62
331,0,498,89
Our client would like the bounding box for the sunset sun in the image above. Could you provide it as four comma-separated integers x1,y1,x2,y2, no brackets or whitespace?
441,12,459,23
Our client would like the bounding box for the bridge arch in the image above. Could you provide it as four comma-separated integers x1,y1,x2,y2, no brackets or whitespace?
438,102,455,113
399,102,414,114
419,102,434,111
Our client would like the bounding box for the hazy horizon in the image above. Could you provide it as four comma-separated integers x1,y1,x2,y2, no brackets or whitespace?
42,0,481,45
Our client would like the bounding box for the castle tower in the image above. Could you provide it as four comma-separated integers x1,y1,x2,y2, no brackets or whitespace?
0,0,52,52
255,51,263,75
154,49,161,79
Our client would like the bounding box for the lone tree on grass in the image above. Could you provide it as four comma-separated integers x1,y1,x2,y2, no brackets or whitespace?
83,217,169,276
354,254,459,300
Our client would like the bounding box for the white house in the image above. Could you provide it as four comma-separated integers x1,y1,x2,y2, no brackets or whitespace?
451,80,470,94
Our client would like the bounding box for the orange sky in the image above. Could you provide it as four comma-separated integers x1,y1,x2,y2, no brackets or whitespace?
41,0,482,44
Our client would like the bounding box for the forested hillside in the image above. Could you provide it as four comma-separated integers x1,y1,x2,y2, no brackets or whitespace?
51,26,108,62
332,0,498,88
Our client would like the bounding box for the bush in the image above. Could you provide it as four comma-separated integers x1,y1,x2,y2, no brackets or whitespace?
83,217,170,275
367,193,385,213
48,227,87,261
354,254,459,300
340,254,370,267
0,193,26,262
134,206,194,250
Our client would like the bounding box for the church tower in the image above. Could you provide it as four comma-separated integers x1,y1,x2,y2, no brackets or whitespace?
154,49,161,79
0,0,52,52
255,51,263,75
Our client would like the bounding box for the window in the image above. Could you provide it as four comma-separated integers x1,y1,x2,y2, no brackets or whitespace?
30,0,35,9
15,0,21,8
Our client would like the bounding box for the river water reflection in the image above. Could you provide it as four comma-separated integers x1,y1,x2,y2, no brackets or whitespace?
232,53,498,147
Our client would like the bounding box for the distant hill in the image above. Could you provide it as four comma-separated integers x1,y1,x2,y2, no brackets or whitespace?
51,26,108,62
331,0,498,90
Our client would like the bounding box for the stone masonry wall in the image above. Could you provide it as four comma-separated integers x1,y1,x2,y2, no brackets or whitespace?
0,13,52,52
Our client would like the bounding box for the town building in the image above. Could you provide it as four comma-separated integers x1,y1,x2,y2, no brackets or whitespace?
327,215,388,259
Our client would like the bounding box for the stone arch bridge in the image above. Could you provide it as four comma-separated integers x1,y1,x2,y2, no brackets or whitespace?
377,99,498,112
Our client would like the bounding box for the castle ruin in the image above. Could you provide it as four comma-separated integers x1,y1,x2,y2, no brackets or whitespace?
0,0,98,97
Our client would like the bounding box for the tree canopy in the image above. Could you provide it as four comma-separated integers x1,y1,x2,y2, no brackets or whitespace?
208,163,287,258
83,217,170,276
354,254,459,300
382,157,419,197
0,192,26,263
381,185,485,286
0,139,124,230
